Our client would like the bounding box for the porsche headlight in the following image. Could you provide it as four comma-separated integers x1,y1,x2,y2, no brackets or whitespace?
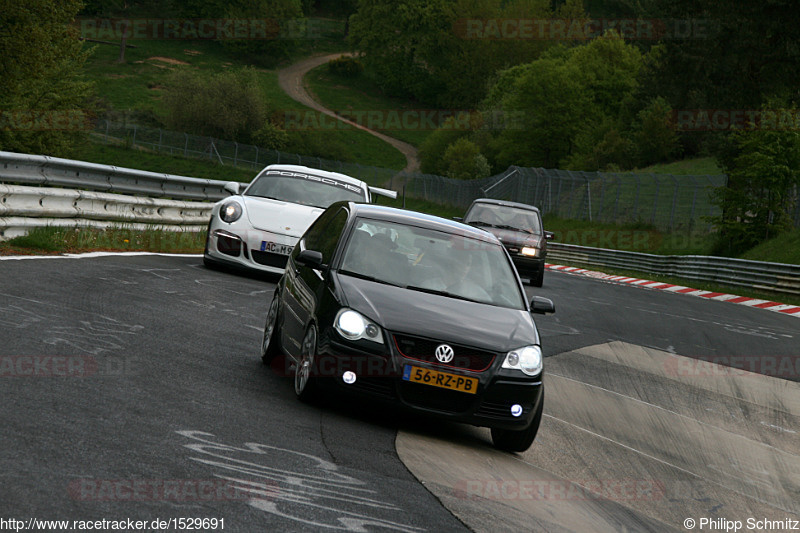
520,247,538,257
502,345,542,376
219,202,242,223
335,309,384,344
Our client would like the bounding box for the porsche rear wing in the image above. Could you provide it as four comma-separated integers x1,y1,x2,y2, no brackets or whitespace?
368,186,398,200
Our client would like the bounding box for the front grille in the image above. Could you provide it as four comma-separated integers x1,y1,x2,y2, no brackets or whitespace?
347,378,395,398
251,250,289,269
399,381,475,413
393,334,496,372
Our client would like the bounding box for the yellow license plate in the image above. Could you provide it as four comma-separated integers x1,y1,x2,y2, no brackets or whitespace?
402,365,478,394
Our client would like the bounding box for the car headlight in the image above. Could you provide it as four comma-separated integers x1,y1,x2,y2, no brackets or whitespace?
335,309,384,344
219,202,242,223
520,247,538,257
502,345,542,376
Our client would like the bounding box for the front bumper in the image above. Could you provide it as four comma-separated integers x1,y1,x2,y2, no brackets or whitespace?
510,254,545,279
204,227,296,275
313,334,544,431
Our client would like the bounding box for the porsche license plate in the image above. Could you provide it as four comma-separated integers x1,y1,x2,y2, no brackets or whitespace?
402,365,477,394
261,241,293,255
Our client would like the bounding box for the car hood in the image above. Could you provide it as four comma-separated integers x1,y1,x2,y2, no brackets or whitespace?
336,274,540,352
485,228,542,248
242,196,324,237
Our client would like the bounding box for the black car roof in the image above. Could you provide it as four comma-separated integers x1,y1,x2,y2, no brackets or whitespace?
345,203,500,244
468,198,541,213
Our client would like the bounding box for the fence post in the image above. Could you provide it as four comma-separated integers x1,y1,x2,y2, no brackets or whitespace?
184,133,189,157
233,142,238,167
158,129,163,152
669,175,679,231
651,174,660,226
132,125,137,147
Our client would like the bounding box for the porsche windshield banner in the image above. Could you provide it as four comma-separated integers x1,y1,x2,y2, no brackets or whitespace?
262,169,363,194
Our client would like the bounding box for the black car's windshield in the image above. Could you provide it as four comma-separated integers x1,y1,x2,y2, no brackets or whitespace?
339,218,526,309
464,203,542,235
245,169,366,208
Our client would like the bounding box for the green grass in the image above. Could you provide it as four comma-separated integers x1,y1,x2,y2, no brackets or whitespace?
0,226,206,254
305,64,434,147
739,229,800,265
66,142,256,182
629,156,723,176
81,38,407,170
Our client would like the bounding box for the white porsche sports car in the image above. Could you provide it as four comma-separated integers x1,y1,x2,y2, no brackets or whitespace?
203,164,396,275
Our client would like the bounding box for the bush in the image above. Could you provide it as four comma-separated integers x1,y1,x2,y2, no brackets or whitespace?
328,55,364,77
162,68,268,143
441,138,491,180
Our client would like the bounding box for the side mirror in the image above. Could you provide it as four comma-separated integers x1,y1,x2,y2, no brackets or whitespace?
544,231,555,240
224,182,240,196
530,296,555,315
296,249,323,269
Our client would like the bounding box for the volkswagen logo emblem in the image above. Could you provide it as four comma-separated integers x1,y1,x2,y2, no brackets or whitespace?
435,344,454,364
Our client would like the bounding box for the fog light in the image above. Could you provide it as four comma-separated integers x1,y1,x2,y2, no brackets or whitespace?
343,371,357,384
510,404,523,417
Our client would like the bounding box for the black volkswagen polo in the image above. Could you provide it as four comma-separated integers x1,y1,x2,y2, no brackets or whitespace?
261,202,555,452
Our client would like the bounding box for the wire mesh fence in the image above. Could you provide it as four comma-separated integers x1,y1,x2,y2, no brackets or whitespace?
95,120,738,231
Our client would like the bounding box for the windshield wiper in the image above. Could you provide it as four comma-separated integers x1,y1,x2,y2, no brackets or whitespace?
340,270,401,287
248,194,283,201
468,220,496,228
404,285,479,303
494,224,534,234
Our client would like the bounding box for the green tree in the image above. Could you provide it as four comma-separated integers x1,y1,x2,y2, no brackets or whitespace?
348,0,552,107
0,0,94,155
633,96,679,166
711,108,800,255
482,31,644,169
441,137,491,180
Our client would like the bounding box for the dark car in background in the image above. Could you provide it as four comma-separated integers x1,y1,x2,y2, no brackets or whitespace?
261,202,555,452
460,198,554,287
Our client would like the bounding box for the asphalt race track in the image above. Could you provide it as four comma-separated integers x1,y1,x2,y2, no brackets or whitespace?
1,253,798,532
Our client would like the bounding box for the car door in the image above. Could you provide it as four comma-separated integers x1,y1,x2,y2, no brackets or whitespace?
281,205,349,353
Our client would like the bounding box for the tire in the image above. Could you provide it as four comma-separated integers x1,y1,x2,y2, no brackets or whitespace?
532,268,544,287
491,390,544,453
294,323,319,402
261,294,282,364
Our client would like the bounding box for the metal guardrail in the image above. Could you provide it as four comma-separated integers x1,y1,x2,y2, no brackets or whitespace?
0,151,231,201
2,150,798,295
547,243,800,296
0,184,212,240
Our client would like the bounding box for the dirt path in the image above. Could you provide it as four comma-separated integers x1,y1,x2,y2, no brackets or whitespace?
277,53,420,174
